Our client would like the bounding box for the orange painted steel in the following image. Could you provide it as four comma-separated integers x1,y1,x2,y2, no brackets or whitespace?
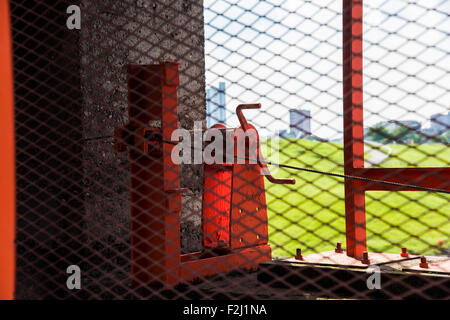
229,124,269,249
353,167,450,192
117,64,295,286
0,0,16,300
203,104,295,252
230,105,294,250
179,245,272,281
115,62,183,286
343,0,366,260
342,0,449,261
236,104,296,186
202,124,233,248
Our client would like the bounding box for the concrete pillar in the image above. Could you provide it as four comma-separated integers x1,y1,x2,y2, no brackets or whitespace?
80,0,205,253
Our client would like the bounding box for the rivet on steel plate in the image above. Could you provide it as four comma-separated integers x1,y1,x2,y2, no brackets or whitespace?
400,247,409,258
295,248,303,261
362,251,370,265
419,256,429,269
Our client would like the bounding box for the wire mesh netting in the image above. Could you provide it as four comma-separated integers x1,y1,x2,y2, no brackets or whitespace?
9,0,450,299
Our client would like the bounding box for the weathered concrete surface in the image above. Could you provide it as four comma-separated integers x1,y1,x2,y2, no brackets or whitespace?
81,0,205,252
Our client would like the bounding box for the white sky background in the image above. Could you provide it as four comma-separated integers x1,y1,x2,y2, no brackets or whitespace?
203,0,450,139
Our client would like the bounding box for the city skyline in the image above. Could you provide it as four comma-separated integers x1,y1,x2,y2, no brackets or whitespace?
206,86,449,139
204,0,450,139
206,82,227,128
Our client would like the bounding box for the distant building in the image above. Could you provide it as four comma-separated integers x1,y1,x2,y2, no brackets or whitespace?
206,82,226,128
289,109,311,138
428,112,450,136
277,129,291,138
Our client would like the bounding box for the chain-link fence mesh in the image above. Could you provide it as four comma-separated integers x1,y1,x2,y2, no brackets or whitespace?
9,0,450,300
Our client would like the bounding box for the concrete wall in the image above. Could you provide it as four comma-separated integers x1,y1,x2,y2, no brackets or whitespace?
81,0,205,252
12,1,205,298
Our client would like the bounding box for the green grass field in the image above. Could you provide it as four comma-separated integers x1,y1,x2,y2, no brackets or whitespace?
381,144,450,167
262,139,450,258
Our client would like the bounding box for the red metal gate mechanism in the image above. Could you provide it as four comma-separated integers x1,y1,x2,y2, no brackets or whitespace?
115,62,294,286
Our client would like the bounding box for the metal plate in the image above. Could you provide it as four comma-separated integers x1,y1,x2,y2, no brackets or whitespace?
282,251,419,269
403,257,450,275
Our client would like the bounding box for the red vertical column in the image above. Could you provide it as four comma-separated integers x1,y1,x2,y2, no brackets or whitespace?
125,63,182,286
343,0,367,259
160,62,182,286
0,0,15,300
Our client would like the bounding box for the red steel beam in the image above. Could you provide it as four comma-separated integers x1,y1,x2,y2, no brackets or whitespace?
0,0,16,300
343,0,366,259
353,167,450,192
160,62,183,286
123,63,183,286
179,245,271,281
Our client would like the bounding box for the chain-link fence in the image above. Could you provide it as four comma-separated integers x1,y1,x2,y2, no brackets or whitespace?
8,0,450,300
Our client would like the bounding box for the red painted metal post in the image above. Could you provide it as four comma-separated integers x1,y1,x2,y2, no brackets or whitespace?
0,0,15,300
116,62,182,286
160,63,183,286
343,0,367,259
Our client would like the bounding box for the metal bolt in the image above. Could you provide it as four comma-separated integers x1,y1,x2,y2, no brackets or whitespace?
362,251,370,264
419,256,429,269
335,242,343,253
295,248,303,261
400,247,409,258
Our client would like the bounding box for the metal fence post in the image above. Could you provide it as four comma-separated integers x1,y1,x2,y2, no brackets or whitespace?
343,0,367,259
0,0,16,300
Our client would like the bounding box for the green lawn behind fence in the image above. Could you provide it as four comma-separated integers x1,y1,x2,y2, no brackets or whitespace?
262,139,450,258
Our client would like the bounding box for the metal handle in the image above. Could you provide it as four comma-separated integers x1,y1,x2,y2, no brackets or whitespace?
235,104,296,185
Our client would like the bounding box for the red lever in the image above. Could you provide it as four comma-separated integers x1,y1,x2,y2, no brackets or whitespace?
236,103,261,131
236,104,296,185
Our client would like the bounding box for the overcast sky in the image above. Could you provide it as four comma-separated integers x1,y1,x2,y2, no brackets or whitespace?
203,0,450,139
